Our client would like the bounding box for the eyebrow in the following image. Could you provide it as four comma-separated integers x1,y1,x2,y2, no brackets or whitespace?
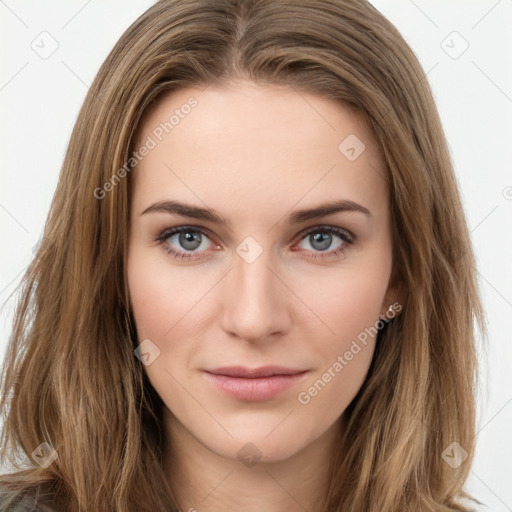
140,199,371,226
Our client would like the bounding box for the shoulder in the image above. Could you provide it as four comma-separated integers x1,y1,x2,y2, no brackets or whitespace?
0,485,56,512
0,490,34,512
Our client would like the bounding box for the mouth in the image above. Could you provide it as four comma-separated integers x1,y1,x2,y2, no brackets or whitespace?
202,366,309,401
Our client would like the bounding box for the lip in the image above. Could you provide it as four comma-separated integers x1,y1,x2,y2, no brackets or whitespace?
205,365,307,378
203,366,309,401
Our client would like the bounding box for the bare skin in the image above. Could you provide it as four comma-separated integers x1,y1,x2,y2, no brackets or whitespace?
127,79,401,512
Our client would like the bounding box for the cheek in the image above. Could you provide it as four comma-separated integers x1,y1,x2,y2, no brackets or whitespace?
292,257,390,410
294,281,382,418
293,261,389,351
127,245,216,398
127,248,203,416
127,244,209,340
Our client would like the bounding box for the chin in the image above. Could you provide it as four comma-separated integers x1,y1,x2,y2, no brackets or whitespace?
194,414,322,465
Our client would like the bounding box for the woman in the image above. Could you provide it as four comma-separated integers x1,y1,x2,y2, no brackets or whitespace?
0,0,485,510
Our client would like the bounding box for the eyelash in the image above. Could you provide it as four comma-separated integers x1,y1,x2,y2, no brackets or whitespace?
155,225,355,261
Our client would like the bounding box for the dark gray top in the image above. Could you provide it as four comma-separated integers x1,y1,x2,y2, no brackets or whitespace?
0,487,56,512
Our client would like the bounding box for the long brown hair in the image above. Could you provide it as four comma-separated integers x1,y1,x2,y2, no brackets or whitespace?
0,0,486,510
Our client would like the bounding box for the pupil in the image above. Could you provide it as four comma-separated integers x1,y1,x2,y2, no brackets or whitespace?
312,232,331,251
180,231,201,250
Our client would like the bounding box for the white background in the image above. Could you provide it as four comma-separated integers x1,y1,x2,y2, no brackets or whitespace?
1,1,511,510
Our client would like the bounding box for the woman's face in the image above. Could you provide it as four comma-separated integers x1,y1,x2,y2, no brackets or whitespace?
127,80,398,464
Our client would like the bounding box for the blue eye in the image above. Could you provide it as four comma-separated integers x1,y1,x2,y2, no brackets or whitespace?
295,225,354,259
156,225,354,261
156,226,217,260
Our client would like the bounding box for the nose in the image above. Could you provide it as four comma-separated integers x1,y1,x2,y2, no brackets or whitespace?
220,241,292,344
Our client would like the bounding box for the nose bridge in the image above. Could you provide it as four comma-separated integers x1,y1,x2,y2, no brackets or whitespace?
234,244,274,303
220,236,290,342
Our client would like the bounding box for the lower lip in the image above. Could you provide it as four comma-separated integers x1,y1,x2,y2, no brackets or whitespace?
203,371,308,401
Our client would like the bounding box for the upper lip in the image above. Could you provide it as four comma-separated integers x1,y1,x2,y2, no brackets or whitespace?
204,366,307,378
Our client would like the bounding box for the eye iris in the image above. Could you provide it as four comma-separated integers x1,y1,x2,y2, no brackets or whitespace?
310,232,332,251
179,230,202,250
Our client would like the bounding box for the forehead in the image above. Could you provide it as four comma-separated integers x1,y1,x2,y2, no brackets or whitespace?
131,80,388,218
